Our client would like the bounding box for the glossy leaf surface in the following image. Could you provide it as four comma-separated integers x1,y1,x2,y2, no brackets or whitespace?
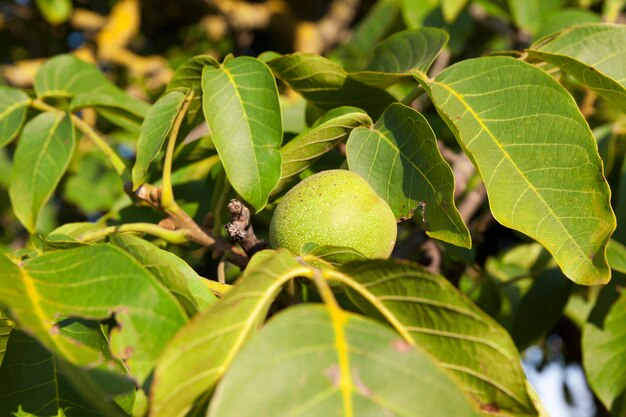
9,112,75,233
202,57,282,211
132,90,188,189
208,305,480,417
420,56,615,285
347,103,470,248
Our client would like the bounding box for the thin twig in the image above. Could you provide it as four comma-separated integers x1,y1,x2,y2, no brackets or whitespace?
224,199,269,257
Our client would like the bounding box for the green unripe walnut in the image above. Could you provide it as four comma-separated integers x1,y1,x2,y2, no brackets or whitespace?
269,170,397,259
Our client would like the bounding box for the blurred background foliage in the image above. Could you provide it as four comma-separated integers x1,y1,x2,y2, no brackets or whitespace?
0,1,625,415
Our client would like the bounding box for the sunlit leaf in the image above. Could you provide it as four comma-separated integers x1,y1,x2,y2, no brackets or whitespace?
347,103,470,248
9,112,76,233
0,246,187,385
202,57,282,211
529,24,626,113
150,250,309,417
0,86,29,149
132,90,188,189
332,260,537,416
34,55,149,117
441,0,470,22
266,53,396,118
418,56,615,285
208,305,480,417
35,0,72,25
111,234,216,315
275,107,372,194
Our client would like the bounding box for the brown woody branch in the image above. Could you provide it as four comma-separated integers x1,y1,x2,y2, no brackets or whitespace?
225,199,270,257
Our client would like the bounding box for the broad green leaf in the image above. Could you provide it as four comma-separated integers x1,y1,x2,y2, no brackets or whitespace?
0,86,29,149
507,0,541,34
347,103,470,248
528,24,626,113
43,222,107,249
150,250,309,417
330,0,402,70
0,323,134,417
441,0,469,22
35,0,72,24
583,284,626,416
34,55,149,117
300,243,367,268
266,53,396,118
132,90,188,189
0,312,12,368
607,239,626,273
275,107,372,194
333,260,537,416
202,57,282,211
402,0,439,28
111,234,216,315
9,112,76,233
535,9,601,40
0,245,187,385
419,56,615,285
167,55,219,129
208,305,480,417
365,28,448,76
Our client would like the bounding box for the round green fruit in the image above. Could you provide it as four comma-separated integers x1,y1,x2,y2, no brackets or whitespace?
269,170,397,259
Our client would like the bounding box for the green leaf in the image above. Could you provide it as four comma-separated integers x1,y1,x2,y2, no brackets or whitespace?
0,312,13,368
0,321,134,417
167,55,219,129
202,57,282,211
607,239,626,273
365,28,449,76
334,260,537,416
275,107,372,194
35,0,72,24
441,0,469,22
528,24,626,113
300,243,367,267
535,8,601,40
330,0,402,70
208,305,480,417
132,90,188,189
266,53,396,118
419,56,615,285
110,234,216,315
507,0,541,34
0,86,29,149
9,112,76,233
347,103,470,248
150,250,309,417
583,284,626,416
34,55,149,117
0,246,188,385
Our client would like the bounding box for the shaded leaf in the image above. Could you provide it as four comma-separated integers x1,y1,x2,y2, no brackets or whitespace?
132,90,188,189
202,57,282,211
528,24,626,113
208,305,480,417
507,0,541,34
441,0,470,22
266,53,396,118
583,284,626,416
334,260,537,416
111,234,216,315
275,107,372,194
34,55,149,117
0,86,29,149
0,312,12,368
0,245,187,385
535,9,601,40
347,103,470,248
419,56,615,285
607,239,626,274
366,27,448,76
9,112,76,233
150,250,309,417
